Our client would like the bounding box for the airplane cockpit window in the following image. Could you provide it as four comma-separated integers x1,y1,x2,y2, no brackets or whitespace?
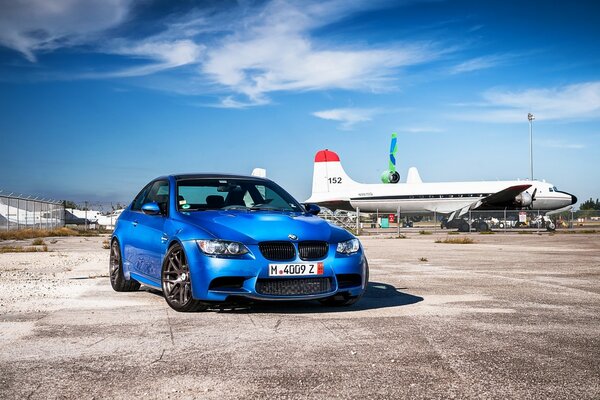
549,188,554,192
553,186,558,191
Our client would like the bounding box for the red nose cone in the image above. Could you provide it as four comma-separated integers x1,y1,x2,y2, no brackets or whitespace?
315,149,340,162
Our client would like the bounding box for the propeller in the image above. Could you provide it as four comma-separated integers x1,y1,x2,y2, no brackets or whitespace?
381,132,400,183
529,188,537,209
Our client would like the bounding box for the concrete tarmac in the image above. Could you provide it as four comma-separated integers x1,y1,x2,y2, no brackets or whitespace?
0,233,598,399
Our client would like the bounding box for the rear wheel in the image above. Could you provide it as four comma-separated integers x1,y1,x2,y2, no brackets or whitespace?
161,243,208,312
109,240,140,292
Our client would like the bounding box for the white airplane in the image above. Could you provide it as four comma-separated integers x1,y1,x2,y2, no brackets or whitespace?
0,202,61,226
305,149,577,229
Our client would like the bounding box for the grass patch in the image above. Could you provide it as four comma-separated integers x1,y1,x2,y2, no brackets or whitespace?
447,231,460,235
31,238,46,245
517,231,533,234
419,257,428,262
556,229,599,234
0,245,48,253
0,227,110,241
479,231,495,235
102,239,110,249
435,237,475,244
418,230,432,235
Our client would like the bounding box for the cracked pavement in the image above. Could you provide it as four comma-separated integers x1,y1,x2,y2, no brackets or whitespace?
0,233,599,399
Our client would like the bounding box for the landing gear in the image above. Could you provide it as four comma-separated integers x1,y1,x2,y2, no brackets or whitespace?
472,220,490,232
458,220,470,232
441,217,489,232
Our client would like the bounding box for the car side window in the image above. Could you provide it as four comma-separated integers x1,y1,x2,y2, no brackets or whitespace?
144,180,170,215
131,182,153,211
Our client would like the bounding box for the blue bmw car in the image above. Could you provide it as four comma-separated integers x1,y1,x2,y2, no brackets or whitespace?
110,174,369,312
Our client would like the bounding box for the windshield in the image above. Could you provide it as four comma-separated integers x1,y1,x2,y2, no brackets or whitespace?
176,178,303,212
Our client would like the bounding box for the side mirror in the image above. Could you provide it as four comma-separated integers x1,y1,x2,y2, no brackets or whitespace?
141,202,161,215
304,203,321,216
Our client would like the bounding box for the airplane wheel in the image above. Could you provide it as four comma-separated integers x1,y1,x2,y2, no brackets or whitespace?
477,222,489,232
458,221,470,232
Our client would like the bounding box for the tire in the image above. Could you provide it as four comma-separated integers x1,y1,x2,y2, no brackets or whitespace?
161,243,208,312
320,261,369,307
458,220,470,232
109,240,140,292
499,222,505,229
477,222,489,232
546,221,556,231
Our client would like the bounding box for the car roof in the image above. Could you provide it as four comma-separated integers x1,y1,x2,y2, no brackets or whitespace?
154,173,272,182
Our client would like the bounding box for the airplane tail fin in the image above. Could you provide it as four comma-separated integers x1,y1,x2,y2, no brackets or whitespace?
251,168,266,178
406,167,422,184
311,150,360,194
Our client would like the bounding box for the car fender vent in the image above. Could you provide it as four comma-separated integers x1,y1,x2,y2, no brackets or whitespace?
259,241,295,261
336,274,362,289
209,277,246,291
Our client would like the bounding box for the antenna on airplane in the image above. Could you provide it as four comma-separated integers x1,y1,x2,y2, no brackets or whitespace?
381,132,400,183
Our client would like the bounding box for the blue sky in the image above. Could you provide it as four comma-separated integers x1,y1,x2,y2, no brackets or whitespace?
0,0,599,207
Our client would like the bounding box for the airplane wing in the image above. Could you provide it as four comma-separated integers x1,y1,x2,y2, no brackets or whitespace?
441,184,532,221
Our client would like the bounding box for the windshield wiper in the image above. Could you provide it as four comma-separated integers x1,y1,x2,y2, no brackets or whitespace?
221,205,250,210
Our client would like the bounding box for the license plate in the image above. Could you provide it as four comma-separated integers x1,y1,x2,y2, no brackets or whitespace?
269,262,324,276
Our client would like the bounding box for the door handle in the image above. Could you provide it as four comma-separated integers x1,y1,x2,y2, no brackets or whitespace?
161,233,169,243
132,220,138,227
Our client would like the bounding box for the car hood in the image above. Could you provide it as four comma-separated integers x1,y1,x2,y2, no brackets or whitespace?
175,210,351,244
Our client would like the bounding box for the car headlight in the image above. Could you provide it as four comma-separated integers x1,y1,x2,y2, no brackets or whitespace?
196,240,249,256
336,238,360,254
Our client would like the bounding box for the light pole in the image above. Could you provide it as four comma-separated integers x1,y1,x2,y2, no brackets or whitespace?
528,113,535,181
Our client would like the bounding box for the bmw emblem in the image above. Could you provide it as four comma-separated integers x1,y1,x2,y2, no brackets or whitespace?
288,234,298,240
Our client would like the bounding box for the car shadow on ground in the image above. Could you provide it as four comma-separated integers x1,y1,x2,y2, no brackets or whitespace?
139,281,423,314
219,281,423,314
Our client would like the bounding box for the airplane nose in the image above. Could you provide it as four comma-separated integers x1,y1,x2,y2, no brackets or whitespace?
570,194,577,205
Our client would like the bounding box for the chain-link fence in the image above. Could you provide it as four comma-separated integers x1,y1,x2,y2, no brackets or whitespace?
0,192,64,231
320,208,600,235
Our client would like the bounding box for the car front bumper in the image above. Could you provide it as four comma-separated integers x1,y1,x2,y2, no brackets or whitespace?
181,241,368,302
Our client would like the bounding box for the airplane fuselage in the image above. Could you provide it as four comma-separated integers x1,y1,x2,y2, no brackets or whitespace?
310,180,576,214
305,149,577,215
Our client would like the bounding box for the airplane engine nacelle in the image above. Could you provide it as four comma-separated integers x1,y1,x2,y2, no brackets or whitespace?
381,170,400,184
514,192,533,208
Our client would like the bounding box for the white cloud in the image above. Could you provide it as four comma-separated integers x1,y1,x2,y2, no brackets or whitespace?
0,0,134,62
0,0,446,104
401,127,444,133
538,139,585,150
448,54,505,74
450,81,600,123
313,108,379,129
199,1,440,106
210,95,270,109
88,39,204,78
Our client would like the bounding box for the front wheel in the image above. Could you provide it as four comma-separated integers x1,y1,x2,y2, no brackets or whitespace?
109,240,140,292
161,244,208,312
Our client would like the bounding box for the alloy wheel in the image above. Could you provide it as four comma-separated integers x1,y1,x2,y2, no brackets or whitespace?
109,241,121,286
162,246,192,306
